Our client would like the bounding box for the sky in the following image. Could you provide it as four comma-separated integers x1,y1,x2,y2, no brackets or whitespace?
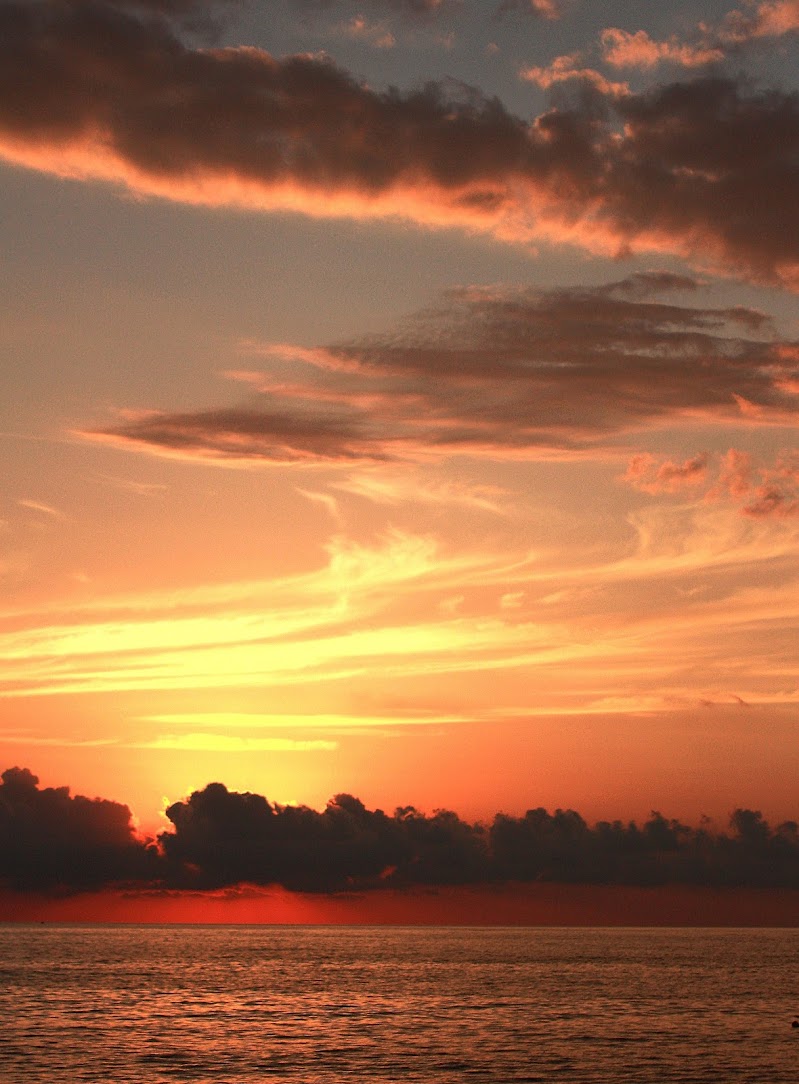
1,0,799,849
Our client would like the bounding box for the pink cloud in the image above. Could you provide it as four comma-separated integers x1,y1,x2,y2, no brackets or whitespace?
712,448,754,498
625,446,799,519
742,486,799,517
600,28,724,70
719,0,799,42
601,1,799,75
623,453,709,494
521,54,629,97
742,449,799,516
341,15,396,48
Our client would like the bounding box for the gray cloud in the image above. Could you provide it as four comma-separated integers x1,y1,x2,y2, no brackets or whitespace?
0,4,798,282
82,274,799,465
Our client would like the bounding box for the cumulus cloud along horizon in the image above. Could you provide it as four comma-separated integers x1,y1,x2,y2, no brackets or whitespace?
1,1,799,284
78,274,799,467
4,767,799,896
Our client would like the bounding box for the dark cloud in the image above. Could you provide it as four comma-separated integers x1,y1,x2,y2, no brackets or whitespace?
0,767,157,892
162,785,400,891
160,791,799,891
299,0,451,14
5,768,799,894
83,275,799,465
52,0,247,39
0,4,798,282
88,406,395,464
606,77,799,282
497,0,562,18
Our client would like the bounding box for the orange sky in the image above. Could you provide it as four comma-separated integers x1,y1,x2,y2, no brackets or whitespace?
1,0,798,874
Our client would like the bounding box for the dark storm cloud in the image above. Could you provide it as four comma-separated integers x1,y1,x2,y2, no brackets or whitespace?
0,767,157,892
83,275,799,465
1,3,798,283
5,769,799,894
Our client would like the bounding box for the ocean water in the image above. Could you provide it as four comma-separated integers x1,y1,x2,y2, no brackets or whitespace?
1,925,798,1083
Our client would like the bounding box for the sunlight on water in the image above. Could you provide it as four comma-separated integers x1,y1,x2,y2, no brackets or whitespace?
1,926,798,1083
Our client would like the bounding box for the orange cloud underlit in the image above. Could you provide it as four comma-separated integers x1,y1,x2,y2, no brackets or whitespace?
1,2,799,284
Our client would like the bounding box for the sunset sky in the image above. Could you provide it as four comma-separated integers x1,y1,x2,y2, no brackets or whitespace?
1,0,798,842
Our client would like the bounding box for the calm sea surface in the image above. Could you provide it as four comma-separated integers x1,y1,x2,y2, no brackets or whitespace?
1,925,798,1083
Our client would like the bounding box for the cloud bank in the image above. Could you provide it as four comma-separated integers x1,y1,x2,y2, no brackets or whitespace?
4,769,799,894
0,767,156,891
1,2,799,283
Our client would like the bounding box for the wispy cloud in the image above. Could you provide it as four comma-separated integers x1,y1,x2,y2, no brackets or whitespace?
520,54,629,97
16,499,65,519
80,275,798,466
331,470,509,511
139,733,338,752
141,710,470,729
1,500,797,715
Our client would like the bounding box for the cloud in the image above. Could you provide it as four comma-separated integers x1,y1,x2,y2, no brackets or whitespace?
6,768,799,893
718,0,799,44
2,497,797,713
81,275,799,466
141,733,338,751
161,781,795,892
0,767,156,891
625,448,799,518
16,498,65,519
742,485,799,517
141,710,471,729
159,784,435,891
330,470,509,511
600,2,799,73
600,28,724,70
623,453,709,495
309,0,449,14
339,14,396,48
500,0,563,18
602,2,797,72
714,447,755,497
1,530,544,698
1,4,799,283
738,451,799,516
520,54,629,97
83,406,395,465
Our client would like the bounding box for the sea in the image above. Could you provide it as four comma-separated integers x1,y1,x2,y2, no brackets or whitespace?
1,925,798,1083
